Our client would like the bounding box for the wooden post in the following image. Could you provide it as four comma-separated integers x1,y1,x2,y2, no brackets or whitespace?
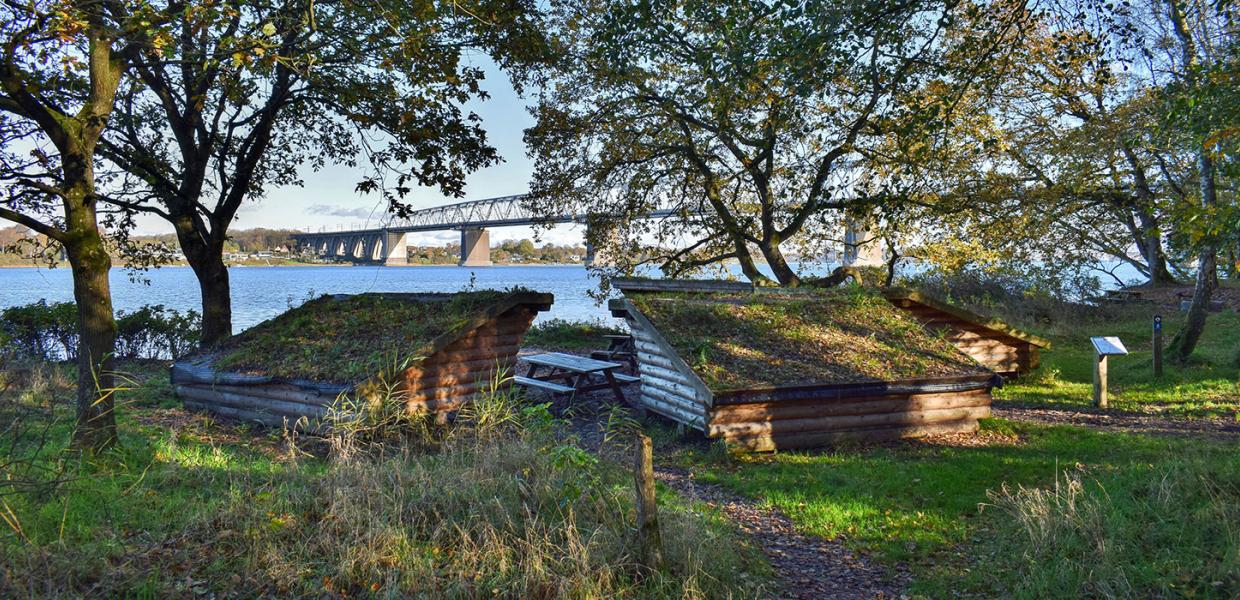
1093,354,1108,408
634,433,662,571
1152,315,1163,378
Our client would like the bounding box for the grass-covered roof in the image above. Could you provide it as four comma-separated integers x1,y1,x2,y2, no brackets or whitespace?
210,290,527,384
627,289,990,391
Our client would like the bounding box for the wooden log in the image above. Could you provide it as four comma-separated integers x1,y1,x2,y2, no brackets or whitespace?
637,367,703,399
724,419,980,452
183,383,339,407
176,385,329,419
709,390,991,424
1093,354,1108,408
634,433,663,571
640,392,707,427
708,405,990,438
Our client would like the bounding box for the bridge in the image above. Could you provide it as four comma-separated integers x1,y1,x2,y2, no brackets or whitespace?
290,194,683,267
290,193,885,268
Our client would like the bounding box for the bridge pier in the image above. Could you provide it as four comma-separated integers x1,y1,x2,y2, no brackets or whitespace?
383,230,408,266
843,216,884,267
459,227,492,267
583,223,619,268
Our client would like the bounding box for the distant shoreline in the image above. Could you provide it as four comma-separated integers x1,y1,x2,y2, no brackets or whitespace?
0,261,590,270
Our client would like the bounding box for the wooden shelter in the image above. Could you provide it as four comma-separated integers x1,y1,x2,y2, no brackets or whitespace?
171,290,552,429
610,279,1001,451
880,288,1050,376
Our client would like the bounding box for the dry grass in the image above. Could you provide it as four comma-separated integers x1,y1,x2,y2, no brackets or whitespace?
0,363,770,598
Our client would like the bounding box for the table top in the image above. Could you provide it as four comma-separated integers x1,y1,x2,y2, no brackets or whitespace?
603,334,633,340
525,352,623,373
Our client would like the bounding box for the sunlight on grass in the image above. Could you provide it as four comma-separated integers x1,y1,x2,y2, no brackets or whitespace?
998,311,1240,417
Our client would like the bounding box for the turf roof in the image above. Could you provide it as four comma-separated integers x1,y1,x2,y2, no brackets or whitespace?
627,289,990,391
210,291,513,384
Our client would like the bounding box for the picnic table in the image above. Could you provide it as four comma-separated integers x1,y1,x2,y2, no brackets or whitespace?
514,351,639,404
590,334,637,370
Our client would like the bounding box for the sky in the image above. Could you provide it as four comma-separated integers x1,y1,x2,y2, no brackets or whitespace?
132,59,584,247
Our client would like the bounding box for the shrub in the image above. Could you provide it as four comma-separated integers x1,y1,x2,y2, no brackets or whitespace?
0,301,200,362
0,301,77,361
114,305,201,360
524,318,626,350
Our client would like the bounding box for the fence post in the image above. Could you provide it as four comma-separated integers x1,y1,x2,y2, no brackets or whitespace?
634,433,663,571
1152,315,1163,378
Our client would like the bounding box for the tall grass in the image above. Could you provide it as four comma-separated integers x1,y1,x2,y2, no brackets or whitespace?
985,456,1240,599
0,363,769,598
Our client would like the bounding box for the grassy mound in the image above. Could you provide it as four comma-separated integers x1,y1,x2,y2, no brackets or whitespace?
211,291,507,383
629,288,989,390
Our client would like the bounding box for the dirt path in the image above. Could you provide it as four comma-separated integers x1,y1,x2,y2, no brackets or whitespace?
992,404,1240,440
656,467,909,600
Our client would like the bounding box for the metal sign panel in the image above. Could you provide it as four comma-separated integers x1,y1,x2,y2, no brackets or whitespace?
1091,336,1129,356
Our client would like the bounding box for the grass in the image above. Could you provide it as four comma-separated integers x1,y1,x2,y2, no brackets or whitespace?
524,318,626,351
998,308,1240,418
0,362,771,598
211,291,509,383
629,287,988,390
666,419,1240,598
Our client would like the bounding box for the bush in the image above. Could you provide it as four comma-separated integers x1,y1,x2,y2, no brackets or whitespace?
524,318,626,351
0,301,200,362
114,305,201,360
0,301,77,361
902,267,1117,336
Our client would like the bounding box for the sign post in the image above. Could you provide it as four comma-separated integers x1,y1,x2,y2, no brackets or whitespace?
1152,315,1163,378
1090,336,1129,408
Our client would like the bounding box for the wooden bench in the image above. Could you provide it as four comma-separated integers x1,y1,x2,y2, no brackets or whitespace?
512,376,575,394
516,352,637,404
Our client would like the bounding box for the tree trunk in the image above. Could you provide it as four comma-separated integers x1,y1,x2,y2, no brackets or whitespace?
732,239,775,286
178,226,232,347
1135,209,1176,286
1168,152,1219,362
758,241,801,287
1168,250,1216,362
64,203,118,452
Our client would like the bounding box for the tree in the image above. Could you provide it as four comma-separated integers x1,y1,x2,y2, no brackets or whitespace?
526,0,1028,287
1161,0,1237,361
0,0,167,451
99,0,547,345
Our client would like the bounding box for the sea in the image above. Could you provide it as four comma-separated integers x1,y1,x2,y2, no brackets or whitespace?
0,260,1143,332
0,265,617,330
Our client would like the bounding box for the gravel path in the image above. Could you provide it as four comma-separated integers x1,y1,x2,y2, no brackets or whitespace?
656,467,910,600
992,404,1240,440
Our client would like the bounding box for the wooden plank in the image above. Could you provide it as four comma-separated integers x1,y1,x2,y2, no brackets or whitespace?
725,419,980,451
708,405,990,438
709,389,991,424
176,385,329,420
512,376,575,394
524,352,622,373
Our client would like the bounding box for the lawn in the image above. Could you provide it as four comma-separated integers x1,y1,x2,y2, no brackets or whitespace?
998,308,1240,418
666,419,1239,598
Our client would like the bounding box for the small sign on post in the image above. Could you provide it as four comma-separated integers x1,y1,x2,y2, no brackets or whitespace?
1152,315,1163,378
1090,336,1129,408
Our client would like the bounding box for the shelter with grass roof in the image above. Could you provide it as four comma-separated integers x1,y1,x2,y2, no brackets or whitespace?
610,279,1002,450
172,290,552,429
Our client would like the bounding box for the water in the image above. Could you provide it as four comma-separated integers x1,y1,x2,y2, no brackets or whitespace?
0,265,616,330
0,259,1146,333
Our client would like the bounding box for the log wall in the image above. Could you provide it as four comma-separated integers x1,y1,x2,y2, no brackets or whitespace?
611,300,711,429
709,386,992,451
887,297,1040,375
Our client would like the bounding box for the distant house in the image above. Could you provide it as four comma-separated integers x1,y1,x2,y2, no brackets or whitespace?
256,251,273,259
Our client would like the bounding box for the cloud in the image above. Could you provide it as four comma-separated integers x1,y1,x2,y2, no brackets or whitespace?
306,204,379,219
